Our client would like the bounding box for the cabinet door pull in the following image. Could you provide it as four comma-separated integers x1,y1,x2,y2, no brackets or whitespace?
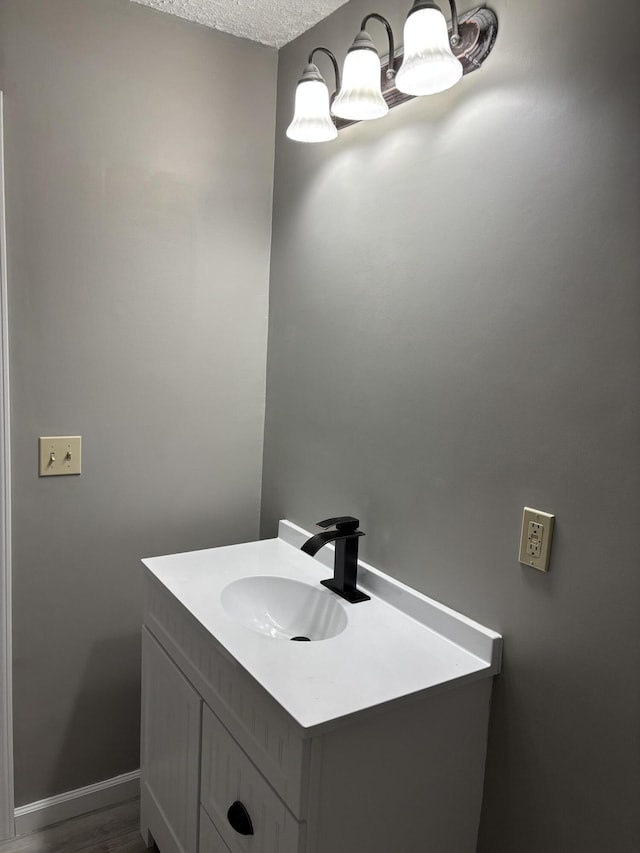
227,800,254,835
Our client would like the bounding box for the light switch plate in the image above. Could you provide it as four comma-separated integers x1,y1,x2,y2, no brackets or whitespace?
519,507,554,572
39,436,82,476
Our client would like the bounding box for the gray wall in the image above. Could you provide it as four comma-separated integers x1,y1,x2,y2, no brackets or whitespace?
262,0,640,850
0,0,276,804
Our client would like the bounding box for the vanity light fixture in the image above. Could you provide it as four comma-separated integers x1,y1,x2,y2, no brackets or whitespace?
286,47,341,143
394,0,463,96
287,2,498,142
331,14,396,122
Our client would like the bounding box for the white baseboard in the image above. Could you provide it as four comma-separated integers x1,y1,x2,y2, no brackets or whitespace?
13,769,140,837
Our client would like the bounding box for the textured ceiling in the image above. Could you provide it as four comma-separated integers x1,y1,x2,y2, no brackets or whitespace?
130,0,350,48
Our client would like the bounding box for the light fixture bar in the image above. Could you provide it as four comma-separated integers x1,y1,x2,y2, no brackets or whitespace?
334,5,497,130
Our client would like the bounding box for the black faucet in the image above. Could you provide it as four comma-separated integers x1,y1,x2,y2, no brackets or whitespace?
301,516,370,603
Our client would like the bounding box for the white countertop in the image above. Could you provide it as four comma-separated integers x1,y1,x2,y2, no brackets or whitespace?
142,520,502,733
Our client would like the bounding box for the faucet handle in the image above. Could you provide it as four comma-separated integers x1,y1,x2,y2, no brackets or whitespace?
316,516,360,533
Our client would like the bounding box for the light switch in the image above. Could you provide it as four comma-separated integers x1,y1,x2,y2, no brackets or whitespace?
39,436,82,476
519,507,554,572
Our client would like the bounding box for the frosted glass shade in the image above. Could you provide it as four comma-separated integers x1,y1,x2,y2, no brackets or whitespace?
395,7,463,96
331,48,388,121
286,79,337,143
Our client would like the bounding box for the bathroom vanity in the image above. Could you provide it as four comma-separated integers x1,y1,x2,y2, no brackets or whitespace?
140,520,502,853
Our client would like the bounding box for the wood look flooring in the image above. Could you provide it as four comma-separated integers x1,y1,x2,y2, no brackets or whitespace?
0,798,155,853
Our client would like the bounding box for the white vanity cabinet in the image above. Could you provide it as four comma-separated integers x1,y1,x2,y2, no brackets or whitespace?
140,533,500,853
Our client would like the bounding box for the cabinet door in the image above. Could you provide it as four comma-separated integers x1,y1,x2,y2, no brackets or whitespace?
141,627,202,853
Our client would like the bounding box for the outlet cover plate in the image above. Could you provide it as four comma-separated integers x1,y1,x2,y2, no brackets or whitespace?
519,507,554,572
39,436,82,476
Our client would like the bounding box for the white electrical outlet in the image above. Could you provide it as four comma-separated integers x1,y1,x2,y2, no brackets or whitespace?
519,507,554,572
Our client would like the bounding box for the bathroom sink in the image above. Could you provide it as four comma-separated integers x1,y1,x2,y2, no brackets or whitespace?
221,575,348,641
143,520,502,730
143,523,503,853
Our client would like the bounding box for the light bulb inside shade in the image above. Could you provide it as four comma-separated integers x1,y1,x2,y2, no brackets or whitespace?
395,7,463,96
286,79,337,143
331,48,388,121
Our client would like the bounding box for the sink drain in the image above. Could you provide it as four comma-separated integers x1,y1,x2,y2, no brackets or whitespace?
290,636,311,642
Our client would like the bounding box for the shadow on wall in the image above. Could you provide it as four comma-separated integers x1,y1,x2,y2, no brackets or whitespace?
51,632,142,796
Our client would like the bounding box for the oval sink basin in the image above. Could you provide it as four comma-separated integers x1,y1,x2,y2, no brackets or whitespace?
221,576,348,641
